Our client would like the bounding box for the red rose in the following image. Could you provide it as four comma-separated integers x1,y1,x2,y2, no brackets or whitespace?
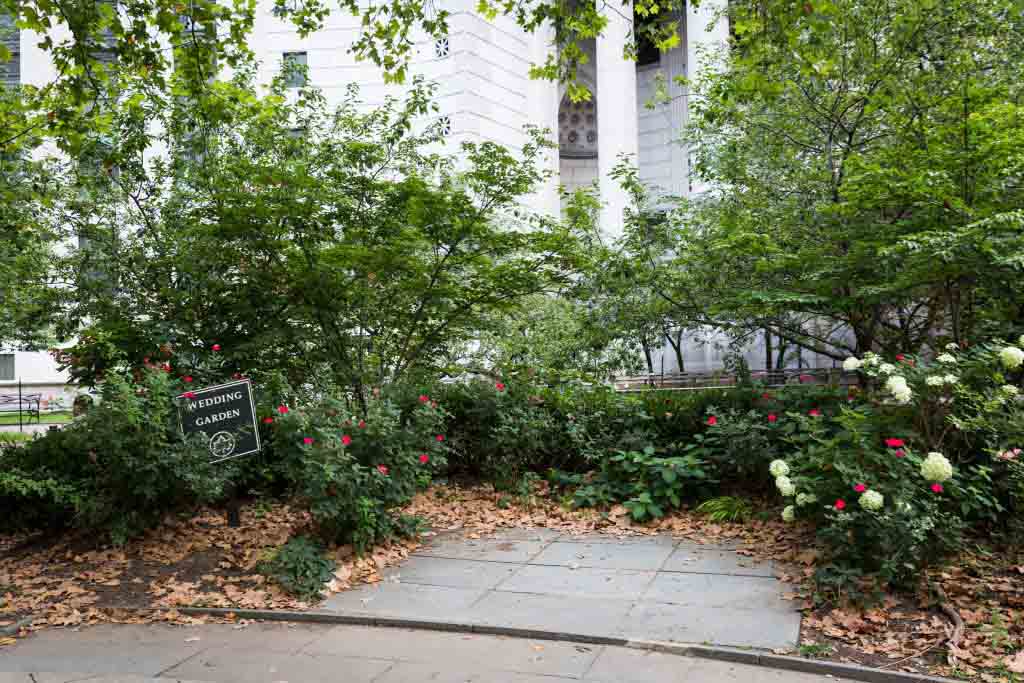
263,417,274,424
377,465,389,475
418,395,430,403
277,405,289,414
358,420,366,429
767,413,778,423
834,499,846,510
895,354,905,361
183,391,195,399
184,376,193,383
342,435,352,446
436,434,445,442
232,372,242,380
894,449,905,458
496,382,505,391
808,409,821,417
762,393,772,400
931,483,943,493
303,437,314,445
212,344,221,351
854,483,866,493
706,416,718,426
885,438,904,448
419,454,429,464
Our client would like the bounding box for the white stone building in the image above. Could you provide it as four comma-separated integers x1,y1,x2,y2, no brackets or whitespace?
3,0,737,389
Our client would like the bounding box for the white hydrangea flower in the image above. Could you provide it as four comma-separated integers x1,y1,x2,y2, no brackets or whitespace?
884,375,913,403
1001,385,1020,396
781,505,795,522
879,363,896,375
937,353,957,364
946,343,960,351
892,387,913,404
942,374,958,385
842,357,862,371
769,460,790,477
775,475,796,497
861,352,879,367
1000,347,1024,369
925,375,944,387
921,452,953,483
858,490,884,511
796,492,817,507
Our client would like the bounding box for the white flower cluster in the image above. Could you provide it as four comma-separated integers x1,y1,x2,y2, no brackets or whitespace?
1000,346,1024,370
925,375,944,386
1001,385,1020,397
858,490,884,511
878,362,896,375
936,353,957,364
843,357,862,371
769,459,790,477
946,343,960,352
795,492,817,506
920,452,953,483
775,475,796,497
781,505,795,522
885,375,913,404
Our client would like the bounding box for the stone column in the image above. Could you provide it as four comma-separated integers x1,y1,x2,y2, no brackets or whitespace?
595,0,639,238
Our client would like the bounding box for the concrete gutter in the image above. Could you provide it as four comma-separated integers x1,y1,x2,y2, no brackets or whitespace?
123,606,953,683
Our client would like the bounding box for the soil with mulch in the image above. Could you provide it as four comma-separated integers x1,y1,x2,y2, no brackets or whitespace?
2,484,1020,681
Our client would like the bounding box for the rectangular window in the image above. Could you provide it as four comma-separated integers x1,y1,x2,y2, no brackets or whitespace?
0,354,14,381
0,14,19,87
283,51,307,88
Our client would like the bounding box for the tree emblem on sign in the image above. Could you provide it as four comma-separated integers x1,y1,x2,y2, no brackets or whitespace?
209,431,236,459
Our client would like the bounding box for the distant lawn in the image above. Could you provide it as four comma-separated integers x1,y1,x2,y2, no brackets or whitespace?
0,411,73,425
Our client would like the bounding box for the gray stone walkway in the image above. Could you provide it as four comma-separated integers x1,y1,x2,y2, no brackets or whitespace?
325,529,802,650
0,622,850,683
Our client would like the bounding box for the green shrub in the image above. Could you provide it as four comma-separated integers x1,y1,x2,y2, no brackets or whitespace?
0,368,227,543
556,446,714,522
259,535,336,600
275,395,442,552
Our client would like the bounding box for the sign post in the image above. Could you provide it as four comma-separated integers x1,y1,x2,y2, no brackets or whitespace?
176,379,261,528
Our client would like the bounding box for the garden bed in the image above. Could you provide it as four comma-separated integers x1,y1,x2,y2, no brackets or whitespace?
3,484,1019,680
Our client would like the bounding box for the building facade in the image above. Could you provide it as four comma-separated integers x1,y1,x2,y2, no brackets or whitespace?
4,0,736,390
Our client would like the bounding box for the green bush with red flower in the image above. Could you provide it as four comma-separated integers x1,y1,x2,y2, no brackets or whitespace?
268,393,447,552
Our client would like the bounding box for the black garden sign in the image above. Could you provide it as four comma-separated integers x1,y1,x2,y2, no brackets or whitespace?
176,379,261,463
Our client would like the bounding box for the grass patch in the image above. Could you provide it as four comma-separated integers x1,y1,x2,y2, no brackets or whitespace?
0,411,72,426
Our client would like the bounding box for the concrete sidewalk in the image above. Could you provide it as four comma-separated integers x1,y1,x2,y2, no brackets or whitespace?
0,622,851,683
326,528,801,650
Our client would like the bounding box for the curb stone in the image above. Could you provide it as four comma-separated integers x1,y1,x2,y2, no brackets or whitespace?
114,606,955,683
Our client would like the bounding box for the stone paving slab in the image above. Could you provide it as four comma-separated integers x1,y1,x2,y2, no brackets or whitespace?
665,543,775,577
530,540,675,571
324,529,803,651
497,564,655,600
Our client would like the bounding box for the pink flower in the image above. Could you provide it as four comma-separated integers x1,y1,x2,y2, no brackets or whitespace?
762,393,772,400
895,354,905,361
799,374,813,383
162,363,171,373
808,409,821,417
342,435,352,446
418,395,430,403
834,499,846,510
496,382,506,391
377,465,389,475
212,344,221,351
853,483,867,493
894,449,905,458
931,483,943,493
183,391,196,399
303,437,314,445
232,372,243,380
885,438,905,448
706,416,718,426
263,417,274,424
436,434,445,442
419,454,429,464
767,413,778,423
277,405,289,414
358,420,367,429
184,376,193,383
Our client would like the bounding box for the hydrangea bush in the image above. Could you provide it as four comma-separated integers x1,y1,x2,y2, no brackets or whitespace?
772,341,1024,594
